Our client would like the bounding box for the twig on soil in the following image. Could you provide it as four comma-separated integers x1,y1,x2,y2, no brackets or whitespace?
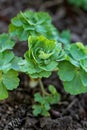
61,98,78,116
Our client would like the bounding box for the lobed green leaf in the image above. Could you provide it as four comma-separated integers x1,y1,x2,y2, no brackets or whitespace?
58,61,75,81
0,33,15,52
3,70,19,90
0,51,14,72
70,42,87,60
64,72,87,95
0,82,8,100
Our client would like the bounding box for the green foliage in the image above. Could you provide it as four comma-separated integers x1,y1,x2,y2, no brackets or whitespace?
69,42,87,61
68,0,87,10
0,51,14,72
32,85,60,116
20,35,64,78
0,33,15,52
9,10,71,45
0,70,19,99
80,58,87,72
3,70,19,90
58,30,71,48
9,10,59,41
58,61,87,95
1,10,87,116
0,33,20,100
58,61,75,82
58,42,87,95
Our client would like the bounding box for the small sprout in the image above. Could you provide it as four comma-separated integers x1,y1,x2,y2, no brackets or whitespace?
32,85,60,116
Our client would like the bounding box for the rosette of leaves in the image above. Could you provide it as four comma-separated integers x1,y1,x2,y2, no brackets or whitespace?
58,42,87,95
20,35,64,78
9,10,59,41
0,33,20,99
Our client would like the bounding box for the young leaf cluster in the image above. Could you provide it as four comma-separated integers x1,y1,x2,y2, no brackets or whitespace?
9,10,71,45
68,0,87,10
20,35,64,78
33,85,60,116
9,11,59,41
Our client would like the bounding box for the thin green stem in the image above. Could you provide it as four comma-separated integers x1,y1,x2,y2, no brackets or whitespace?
39,78,49,96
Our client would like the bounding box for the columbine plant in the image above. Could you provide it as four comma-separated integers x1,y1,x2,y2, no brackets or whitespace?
9,10,59,41
20,35,64,78
0,10,87,116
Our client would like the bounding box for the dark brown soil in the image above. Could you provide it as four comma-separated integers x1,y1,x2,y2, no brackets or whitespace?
0,0,87,130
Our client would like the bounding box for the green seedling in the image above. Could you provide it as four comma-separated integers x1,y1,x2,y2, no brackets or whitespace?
9,10,71,45
0,10,87,117
33,85,60,116
9,10,59,41
19,35,65,78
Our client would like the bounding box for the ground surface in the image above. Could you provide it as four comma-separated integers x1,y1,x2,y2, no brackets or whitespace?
0,0,87,130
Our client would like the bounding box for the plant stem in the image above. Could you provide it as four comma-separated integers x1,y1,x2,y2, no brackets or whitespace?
39,78,48,96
